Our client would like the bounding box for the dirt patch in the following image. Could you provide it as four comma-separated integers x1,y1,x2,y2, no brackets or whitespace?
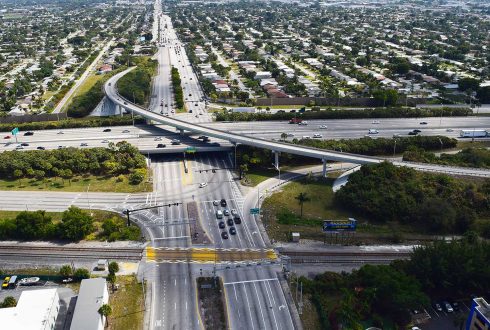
196,277,228,330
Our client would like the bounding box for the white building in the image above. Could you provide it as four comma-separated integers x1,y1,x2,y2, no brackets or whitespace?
70,278,109,330
0,288,60,330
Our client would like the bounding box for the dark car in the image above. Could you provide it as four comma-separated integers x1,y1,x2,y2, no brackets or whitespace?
433,303,443,312
220,199,227,207
198,135,206,140
103,128,112,132
451,302,460,311
408,131,418,135
23,131,34,136
123,101,127,105
229,227,237,235
227,218,234,226
218,221,225,229
157,143,166,148
221,231,229,239
21,143,29,146
36,146,45,150
420,121,428,125
413,129,422,133
233,216,242,224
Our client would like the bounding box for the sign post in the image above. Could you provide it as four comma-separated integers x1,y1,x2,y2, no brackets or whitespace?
250,208,260,215
11,127,19,143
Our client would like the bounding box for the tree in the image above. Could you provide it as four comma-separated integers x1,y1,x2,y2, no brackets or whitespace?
129,172,144,185
458,77,479,92
295,192,310,218
98,304,112,327
107,273,116,292
74,267,90,279
108,261,119,275
280,133,288,141
59,264,73,277
58,206,94,240
1,296,17,308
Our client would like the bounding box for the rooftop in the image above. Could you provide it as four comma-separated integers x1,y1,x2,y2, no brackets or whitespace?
70,278,108,330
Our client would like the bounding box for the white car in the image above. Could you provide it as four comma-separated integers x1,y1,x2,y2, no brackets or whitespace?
313,133,323,138
298,121,308,125
122,130,130,133
199,182,207,188
368,129,379,134
101,140,109,143
372,120,380,124
319,125,327,129
446,128,453,132
287,133,295,137
212,200,219,206
302,136,311,139
154,137,162,141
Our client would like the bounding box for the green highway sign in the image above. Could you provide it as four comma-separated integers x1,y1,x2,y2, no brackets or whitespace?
11,127,19,136
185,146,197,153
250,208,260,215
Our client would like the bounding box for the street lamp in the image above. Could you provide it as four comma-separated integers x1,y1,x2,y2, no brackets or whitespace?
86,183,92,215
393,138,397,157
438,137,443,153
272,162,281,181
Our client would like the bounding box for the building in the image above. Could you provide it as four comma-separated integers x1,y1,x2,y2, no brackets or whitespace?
0,288,60,330
466,298,490,330
70,278,109,330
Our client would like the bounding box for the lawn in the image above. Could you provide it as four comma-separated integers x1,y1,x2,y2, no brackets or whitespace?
62,73,104,111
0,173,151,193
240,168,277,186
107,275,145,330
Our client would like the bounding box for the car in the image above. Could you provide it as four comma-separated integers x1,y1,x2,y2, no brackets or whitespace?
420,121,428,125
229,227,237,235
231,209,238,216
413,129,422,133
189,93,192,96
213,200,219,206
15,145,24,150
319,125,327,129
227,218,234,226
298,121,308,125
3,136,10,139
221,232,229,239
218,221,226,229
368,129,379,134
233,217,242,224
446,128,453,132
313,133,323,138
220,199,227,207
122,130,130,133
2,277,10,288
451,302,460,311
57,145,65,149
372,120,380,124
103,128,112,132
198,135,207,140
408,131,418,135
154,137,162,141
36,146,45,150
160,102,163,106
286,133,295,137
171,139,181,145
443,301,453,313
199,182,207,188
190,77,193,80
433,303,443,312
195,103,198,106
21,143,29,146
165,104,168,107
24,131,34,136
157,143,166,148
302,135,311,139
101,140,109,143
57,131,64,134
123,102,127,105
223,209,230,216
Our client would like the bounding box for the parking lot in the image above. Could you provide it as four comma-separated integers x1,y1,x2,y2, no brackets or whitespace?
413,300,472,330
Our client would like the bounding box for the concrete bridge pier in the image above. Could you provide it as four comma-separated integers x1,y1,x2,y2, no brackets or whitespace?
273,150,280,170
322,158,328,178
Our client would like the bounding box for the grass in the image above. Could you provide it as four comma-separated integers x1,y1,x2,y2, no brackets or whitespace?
241,168,277,186
107,275,144,330
0,173,151,193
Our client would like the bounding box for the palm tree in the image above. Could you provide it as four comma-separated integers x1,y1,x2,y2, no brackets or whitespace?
280,132,288,141
98,304,112,328
295,192,310,218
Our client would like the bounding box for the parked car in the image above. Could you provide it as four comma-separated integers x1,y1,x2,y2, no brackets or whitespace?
433,303,443,312
443,301,454,313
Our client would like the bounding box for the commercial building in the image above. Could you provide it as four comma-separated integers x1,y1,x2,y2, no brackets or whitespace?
466,297,490,330
0,288,60,330
70,278,109,330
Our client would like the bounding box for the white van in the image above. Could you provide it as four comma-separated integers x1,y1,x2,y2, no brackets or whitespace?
216,210,223,219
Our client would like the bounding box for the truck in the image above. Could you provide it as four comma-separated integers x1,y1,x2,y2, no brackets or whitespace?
289,118,302,124
460,130,487,138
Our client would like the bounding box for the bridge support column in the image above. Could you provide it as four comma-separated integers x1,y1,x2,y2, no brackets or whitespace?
274,151,280,169
179,129,184,136
322,159,328,178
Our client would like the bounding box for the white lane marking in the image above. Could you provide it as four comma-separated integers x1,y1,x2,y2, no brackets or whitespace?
253,282,268,330
241,281,256,330
274,280,296,330
264,280,279,330
152,236,190,240
233,284,241,319
224,278,279,285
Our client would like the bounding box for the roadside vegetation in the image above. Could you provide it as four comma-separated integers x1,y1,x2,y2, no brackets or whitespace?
403,147,490,168
0,116,145,133
335,162,490,236
215,107,471,122
0,207,140,241
117,57,157,107
107,275,144,330
0,141,150,192
171,66,185,110
299,237,490,329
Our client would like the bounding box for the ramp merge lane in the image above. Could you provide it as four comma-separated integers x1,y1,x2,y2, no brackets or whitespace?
105,69,490,178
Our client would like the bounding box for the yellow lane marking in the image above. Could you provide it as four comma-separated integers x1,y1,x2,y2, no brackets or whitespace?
145,247,278,263
146,247,156,261
180,160,194,186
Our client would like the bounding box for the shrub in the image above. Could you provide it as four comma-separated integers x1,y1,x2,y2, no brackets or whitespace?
74,267,90,279
129,172,144,185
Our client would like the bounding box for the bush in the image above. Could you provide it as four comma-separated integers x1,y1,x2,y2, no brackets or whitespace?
58,206,94,241
74,267,90,279
59,265,73,277
128,172,144,185
0,296,17,308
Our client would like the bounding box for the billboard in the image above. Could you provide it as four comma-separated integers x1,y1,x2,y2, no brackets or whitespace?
323,218,357,232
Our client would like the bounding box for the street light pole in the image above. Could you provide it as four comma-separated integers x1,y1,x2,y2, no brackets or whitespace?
86,183,92,215
393,139,397,157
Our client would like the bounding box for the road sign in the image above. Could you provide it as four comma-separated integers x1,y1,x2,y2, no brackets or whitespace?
250,208,260,215
323,218,357,232
11,127,19,136
185,146,197,153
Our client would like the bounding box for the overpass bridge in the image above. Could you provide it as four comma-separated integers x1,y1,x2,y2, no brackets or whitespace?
104,68,490,178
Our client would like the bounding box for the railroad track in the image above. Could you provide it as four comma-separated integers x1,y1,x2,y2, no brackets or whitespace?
280,249,411,264
0,245,144,261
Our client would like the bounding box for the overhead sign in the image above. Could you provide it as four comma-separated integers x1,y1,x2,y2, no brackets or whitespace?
323,218,357,232
11,127,19,136
185,146,197,153
250,208,260,215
